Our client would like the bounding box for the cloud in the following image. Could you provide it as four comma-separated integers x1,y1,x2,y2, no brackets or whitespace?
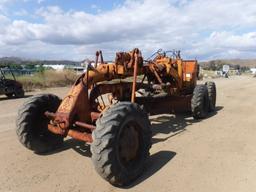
0,0,256,60
190,31,256,59
14,9,28,16
37,0,45,4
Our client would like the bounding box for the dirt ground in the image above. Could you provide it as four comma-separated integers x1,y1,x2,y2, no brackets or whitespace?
0,75,256,192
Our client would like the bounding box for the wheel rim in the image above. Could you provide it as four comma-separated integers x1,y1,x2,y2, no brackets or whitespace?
32,113,51,140
118,121,141,169
31,105,57,142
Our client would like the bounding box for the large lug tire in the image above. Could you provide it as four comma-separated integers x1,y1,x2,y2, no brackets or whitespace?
16,94,64,153
91,102,152,186
14,87,25,98
6,93,13,98
5,87,24,98
191,84,209,119
205,81,216,112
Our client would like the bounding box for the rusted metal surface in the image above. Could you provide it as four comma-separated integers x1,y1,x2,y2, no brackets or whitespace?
136,95,192,115
75,121,96,130
44,48,198,144
90,112,101,122
48,124,67,135
89,82,133,111
131,49,140,103
149,64,163,84
45,111,56,120
95,50,104,68
68,130,93,143
47,121,93,143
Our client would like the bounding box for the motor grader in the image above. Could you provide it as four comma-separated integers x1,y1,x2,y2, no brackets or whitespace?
16,48,216,186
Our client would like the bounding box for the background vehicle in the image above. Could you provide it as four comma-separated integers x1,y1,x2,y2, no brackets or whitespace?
0,67,24,98
16,48,216,186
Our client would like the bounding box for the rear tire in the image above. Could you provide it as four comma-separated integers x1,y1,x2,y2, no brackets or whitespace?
6,93,13,98
91,102,152,186
205,82,216,112
5,87,24,98
14,87,25,98
16,94,63,153
191,85,209,119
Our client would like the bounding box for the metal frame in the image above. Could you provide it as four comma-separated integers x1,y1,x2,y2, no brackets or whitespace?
0,67,16,81
45,48,198,143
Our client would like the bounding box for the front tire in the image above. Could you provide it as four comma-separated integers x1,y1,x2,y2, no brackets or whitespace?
16,94,63,153
91,102,152,186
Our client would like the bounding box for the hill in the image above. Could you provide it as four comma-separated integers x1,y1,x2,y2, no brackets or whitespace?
200,59,256,70
1,57,256,69
0,57,80,66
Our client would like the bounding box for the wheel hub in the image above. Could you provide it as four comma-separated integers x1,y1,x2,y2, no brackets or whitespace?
119,123,140,164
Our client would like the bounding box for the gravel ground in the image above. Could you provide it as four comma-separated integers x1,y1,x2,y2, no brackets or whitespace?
0,76,256,192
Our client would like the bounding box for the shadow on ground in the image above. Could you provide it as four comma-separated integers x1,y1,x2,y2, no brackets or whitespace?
0,94,33,101
151,106,223,144
41,143,176,188
42,139,92,157
125,150,176,188
41,106,223,187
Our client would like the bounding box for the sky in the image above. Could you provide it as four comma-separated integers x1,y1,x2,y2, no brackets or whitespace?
0,0,255,61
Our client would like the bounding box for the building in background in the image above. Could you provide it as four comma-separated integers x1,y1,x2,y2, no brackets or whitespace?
250,68,256,74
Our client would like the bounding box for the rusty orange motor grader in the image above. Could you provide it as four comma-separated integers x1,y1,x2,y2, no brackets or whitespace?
16,48,216,186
